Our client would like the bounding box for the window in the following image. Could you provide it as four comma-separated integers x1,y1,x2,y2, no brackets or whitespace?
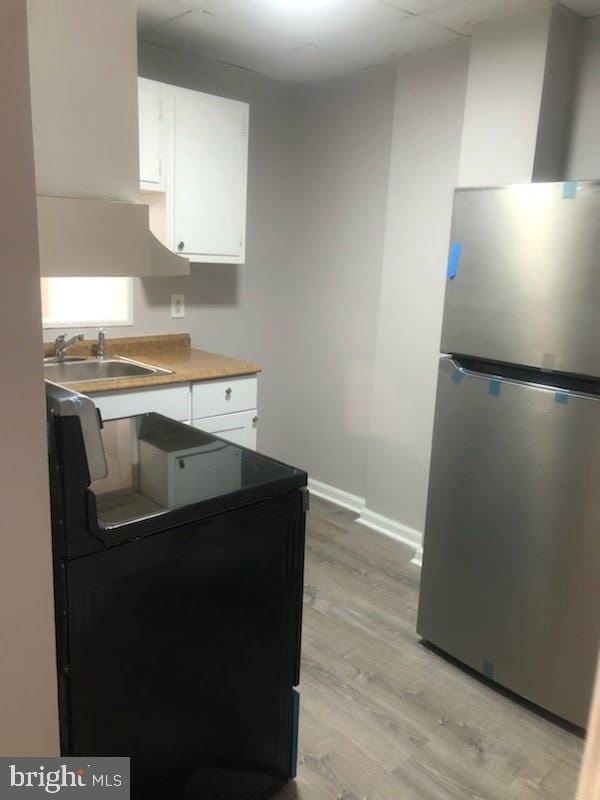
41,277,133,328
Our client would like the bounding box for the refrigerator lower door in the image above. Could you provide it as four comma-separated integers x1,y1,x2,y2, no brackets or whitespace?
417,357,600,727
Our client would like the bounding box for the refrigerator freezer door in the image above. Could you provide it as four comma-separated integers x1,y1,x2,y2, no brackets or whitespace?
441,182,600,378
417,358,600,727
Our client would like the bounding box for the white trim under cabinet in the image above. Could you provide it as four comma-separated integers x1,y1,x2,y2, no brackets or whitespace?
138,77,249,264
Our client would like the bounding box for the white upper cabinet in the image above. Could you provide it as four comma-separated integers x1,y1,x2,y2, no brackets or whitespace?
138,78,249,265
138,82,164,190
172,90,248,262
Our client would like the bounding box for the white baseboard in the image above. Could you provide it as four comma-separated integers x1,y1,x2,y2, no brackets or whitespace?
356,507,423,567
307,478,365,513
307,478,422,568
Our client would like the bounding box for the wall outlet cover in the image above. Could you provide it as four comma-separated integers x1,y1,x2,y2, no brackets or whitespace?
171,294,185,318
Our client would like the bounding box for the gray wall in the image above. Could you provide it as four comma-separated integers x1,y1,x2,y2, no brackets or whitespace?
136,43,297,464
276,66,396,496
364,41,470,532
457,11,551,186
567,17,600,179
28,0,139,203
533,5,581,181
137,45,396,493
1,0,59,755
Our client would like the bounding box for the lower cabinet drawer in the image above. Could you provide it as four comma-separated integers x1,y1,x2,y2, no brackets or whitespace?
193,410,257,450
192,376,258,419
92,384,191,422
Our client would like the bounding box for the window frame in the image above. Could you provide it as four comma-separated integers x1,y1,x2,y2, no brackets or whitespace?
41,277,134,330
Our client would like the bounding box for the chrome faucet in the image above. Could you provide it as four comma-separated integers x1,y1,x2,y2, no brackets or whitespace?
54,333,84,361
97,329,106,360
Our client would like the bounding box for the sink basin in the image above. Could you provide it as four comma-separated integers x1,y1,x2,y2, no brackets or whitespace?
44,357,172,384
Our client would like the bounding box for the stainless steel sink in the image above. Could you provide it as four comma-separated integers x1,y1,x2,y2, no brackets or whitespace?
43,356,172,384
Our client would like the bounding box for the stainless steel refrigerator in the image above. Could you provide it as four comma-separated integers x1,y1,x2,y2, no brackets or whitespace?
417,181,600,728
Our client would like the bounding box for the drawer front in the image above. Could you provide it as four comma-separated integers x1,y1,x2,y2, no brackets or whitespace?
193,411,257,450
192,376,257,419
93,384,190,422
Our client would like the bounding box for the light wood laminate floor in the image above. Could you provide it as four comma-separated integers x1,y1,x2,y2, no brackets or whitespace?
274,496,583,800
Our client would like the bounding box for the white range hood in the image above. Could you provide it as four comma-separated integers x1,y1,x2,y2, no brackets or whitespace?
27,0,189,277
36,196,189,277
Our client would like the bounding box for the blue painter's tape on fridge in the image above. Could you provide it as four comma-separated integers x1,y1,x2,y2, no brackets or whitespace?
447,242,462,279
290,689,300,779
562,181,578,200
451,369,465,385
555,392,569,405
489,379,501,397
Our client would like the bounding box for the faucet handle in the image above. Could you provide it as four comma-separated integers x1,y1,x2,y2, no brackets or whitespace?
97,328,106,360
53,333,66,358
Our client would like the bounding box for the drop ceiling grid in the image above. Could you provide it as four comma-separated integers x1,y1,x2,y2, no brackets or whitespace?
136,0,600,82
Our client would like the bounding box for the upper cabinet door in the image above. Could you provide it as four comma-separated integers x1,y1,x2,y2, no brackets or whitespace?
171,90,249,263
138,80,164,190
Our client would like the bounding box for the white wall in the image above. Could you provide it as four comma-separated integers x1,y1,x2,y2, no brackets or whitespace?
0,0,59,755
364,41,470,533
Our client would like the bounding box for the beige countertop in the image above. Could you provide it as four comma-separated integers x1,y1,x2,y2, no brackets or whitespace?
43,333,261,394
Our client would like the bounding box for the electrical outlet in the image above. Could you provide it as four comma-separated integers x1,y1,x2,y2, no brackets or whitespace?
171,294,185,319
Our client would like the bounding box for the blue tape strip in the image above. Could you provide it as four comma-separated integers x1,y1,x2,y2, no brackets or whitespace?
483,660,494,680
290,689,300,779
555,392,569,405
489,379,501,397
562,181,577,200
447,242,462,280
451,369,465,385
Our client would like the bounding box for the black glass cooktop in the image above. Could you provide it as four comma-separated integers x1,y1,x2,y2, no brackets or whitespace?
90,413,305,529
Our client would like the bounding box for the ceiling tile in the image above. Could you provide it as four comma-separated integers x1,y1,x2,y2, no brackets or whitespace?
218,0,409,45
380,0,459,13
136,0,193,32
141,7,304,70
172,0,241,13
320,13,461,69
422,0,549,35
251,44,362,82
560,0,600,16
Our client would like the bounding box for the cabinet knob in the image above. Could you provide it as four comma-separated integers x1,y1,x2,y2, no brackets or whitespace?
177,241,185,251
225,387,232,398
178,458,185,469
252,416,258,426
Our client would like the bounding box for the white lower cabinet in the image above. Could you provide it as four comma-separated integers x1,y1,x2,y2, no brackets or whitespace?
192,411,257,449
191,375,257,418
92,375,258,450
